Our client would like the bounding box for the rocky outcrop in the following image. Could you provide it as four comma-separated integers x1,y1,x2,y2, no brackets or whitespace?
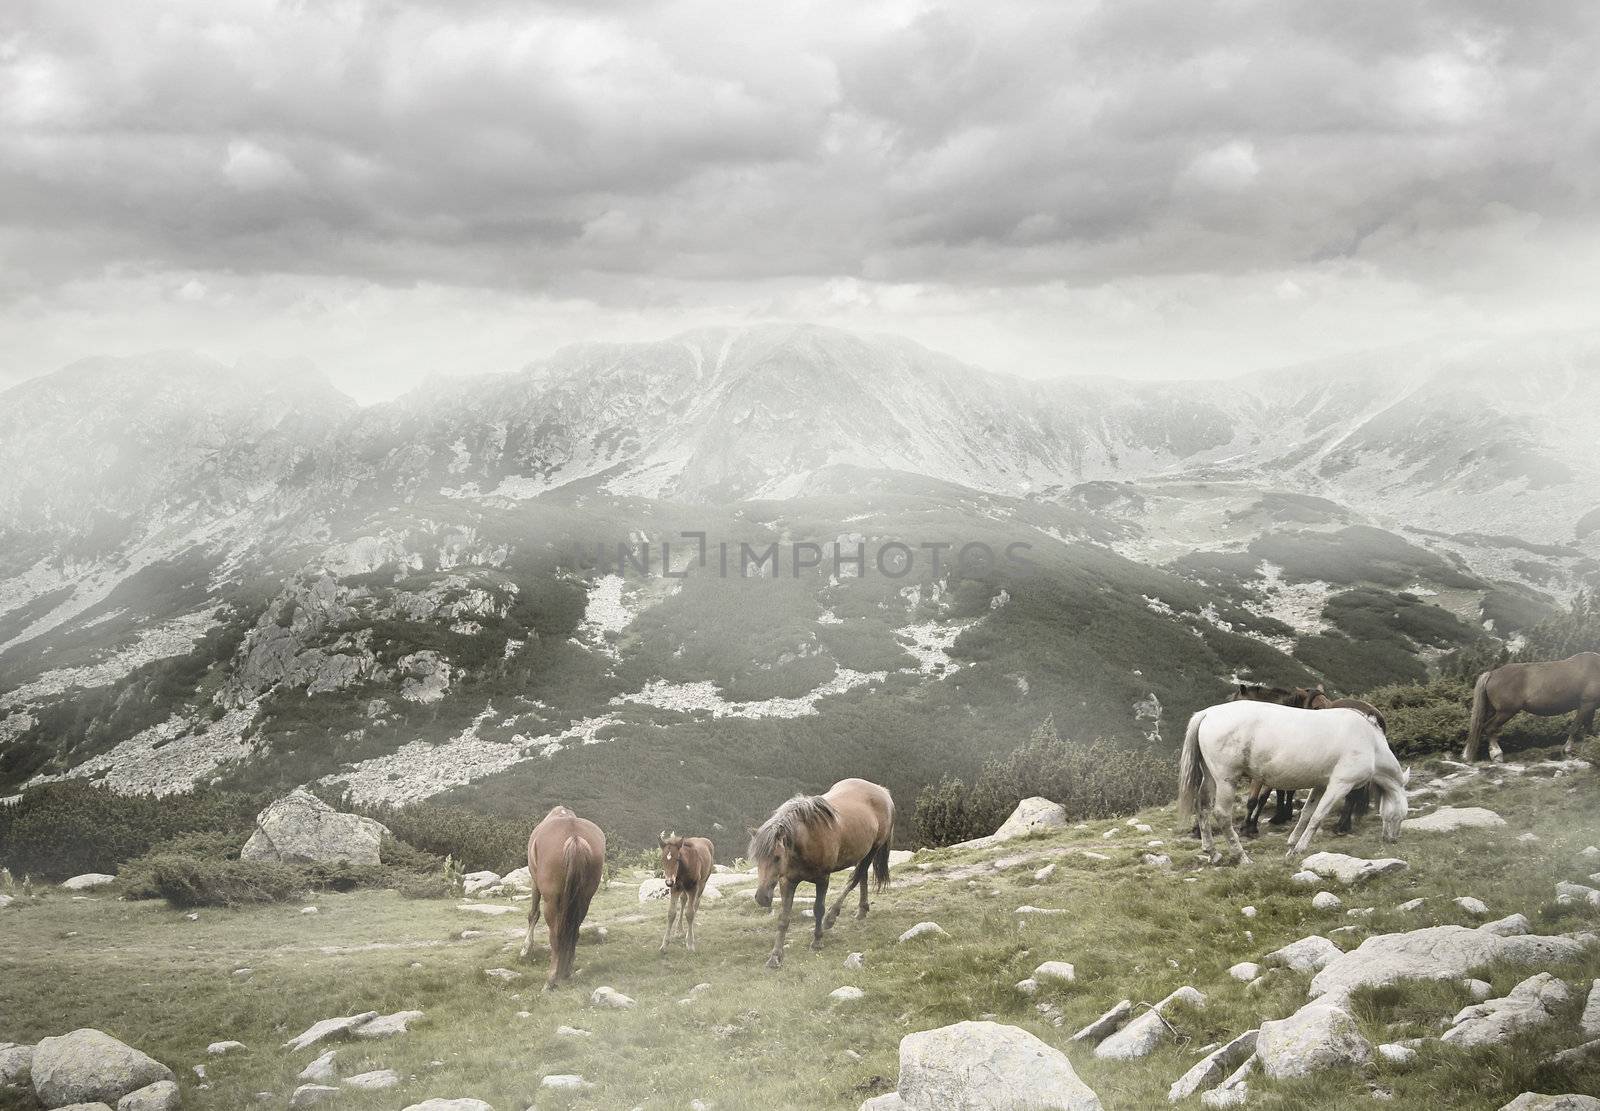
1442,973,1570,1047
1094,987,1205,1061
891,1020,1102,1110
1298,852,1408,885
59,874,116,891
30,1030,174,1108
1402,806,1506,833
283,1012,380,1052
116,1080,181,1110
1255,1000,1371,1079
1499,1096,1600,1111
1309,924,1586,1001
993,798,1069,841
241,788,388,865
0,1044,33,1091
1167,1029,1257,1102
1265,935,1343,973
398,651,451,704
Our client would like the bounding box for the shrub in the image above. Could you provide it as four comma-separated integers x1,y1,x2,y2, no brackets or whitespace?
912,717,1177,847
125,853,305,908
353,801,532,873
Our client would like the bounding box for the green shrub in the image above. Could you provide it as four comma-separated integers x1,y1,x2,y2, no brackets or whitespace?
912,717,1177,847
125,853,305,908
355,801,532,873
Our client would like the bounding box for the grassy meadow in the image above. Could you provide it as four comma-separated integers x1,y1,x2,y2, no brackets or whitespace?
5,749,1600,1110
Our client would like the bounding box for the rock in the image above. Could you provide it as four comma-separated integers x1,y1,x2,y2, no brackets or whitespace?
1035,961,1076,985
1094,987,1206,1060
117,1079,180,1110
241,788,388,865
830,986,865,1004
1167,1029,1257,1102
1069,1000,1133,1044
1014,979,1039,996
1240,906,1257,919
460,871,500,896
1557,882,1600,907
1299,853,1409,886
1033,863,1057,882
1346,907,1374,918
1464,979,1493,1000
1142,854,1172,868
1013,906,1067,916
283,1012,380,1051
1583,980,1600,1038
31,1030,175,1108
1549,1040,1600,1068
300,906,318,916
0,1044,34,1091
1291,870,1320,886
455,903,516,916
482,968,522,981
60,874,116,891
993,797,1069,841
1228,962,1261,983
898,922,948,943
540,1075,590,1091
1377,1043,1416,1063
1201,1088,1248,1108
1310,925,1587,1001
638,878,670,902
1499,1095,1600,1110
1312,892,1343,911
1454,896,1489,916
1584,847,1600,860
1479,914,1531,937
400,1101,494,1111
1256,1000,1372,1079
205,1040,244,1056
1265,935,1343,973
355,1010,423,1039
1442,973,1570,1047
844,952,865,970
1402,806,1505,833
298,1051,338,1082
591,986,636,1009
1397,898,1425,912
344,1069,400,1090
555,1026,590,1039
860,1096,904,1110
290,1088,340,1108
500,866,532,892
896,1020,1102,1110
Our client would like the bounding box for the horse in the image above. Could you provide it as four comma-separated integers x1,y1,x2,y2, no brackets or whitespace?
1463,652,1600,762
657,831,715,954
1178,700,1408,864
1228,683,1317,834
518,805,606,989
1308,687,1384,834
748,777,894,969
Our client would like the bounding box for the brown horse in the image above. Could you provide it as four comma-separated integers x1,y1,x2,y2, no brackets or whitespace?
518,805,605,989
749,777,894,969
657,832,715,954
1463,652,1600,762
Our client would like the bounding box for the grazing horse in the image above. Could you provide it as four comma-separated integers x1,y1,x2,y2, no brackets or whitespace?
1179,700,1407,863
1229,683,1317,834
749,778,894,969
1463,652,1600,762
657,832,715,953
518,805,606,989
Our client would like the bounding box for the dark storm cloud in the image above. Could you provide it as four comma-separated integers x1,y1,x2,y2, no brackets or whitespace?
1,0,1597,299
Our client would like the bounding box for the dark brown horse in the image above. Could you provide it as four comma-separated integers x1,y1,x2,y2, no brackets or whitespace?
657,832,715,954
1463,652,1600,762
749,778,894,969
518,805,605,989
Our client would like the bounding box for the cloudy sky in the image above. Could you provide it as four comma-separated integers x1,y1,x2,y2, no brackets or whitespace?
3,0,1598,401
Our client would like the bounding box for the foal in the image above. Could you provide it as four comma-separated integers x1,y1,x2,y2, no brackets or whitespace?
657,832,715,953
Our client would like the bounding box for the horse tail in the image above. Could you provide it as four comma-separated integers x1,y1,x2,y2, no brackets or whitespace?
555,835,598,979
1464,671,1492,761
872,794,894,892
1177,710,1209,820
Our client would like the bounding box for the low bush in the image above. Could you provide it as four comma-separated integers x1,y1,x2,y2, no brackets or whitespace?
124,853,306,908
353,800,533,874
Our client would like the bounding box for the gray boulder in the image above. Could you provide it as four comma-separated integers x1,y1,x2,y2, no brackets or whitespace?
400,1101,494,1111
1094,987,1205,1061
1255,1000,1371,1079
241,788,388,865
31,1030,174,1108
1583,979,1600,1038
53,1105,114,1111
1442,973,1570,1048
1298,853,1408,885
117,1080,181,1111
282,1012,379,1052
1402,806,1505,833
354,1010,424,1038
289,1085,340,1108
343,1069,400,1090
60,874,116,891
896,1020,1101,1110
0,1043,33,1091
1499,1097,1600,1111
1167,1029,1257,1102
1310,925,1586,1000
1265,935,1343,973
992,798,1069,841
297,1050,338,1082
1069,1000,1132,1044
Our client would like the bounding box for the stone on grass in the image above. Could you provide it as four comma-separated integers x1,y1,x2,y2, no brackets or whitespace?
284,1012,380,1052
1094,987,1205,1061
1014,979,1039,996
591,986,636,1009
1014,905,1067,916
0,1044,34,1091
482,968,522,982
1582,980,1600,1038
1402,807,1505,833
1499,1095,1600,1111
540,1075,590,1091
1397,898,1425,912
354,1010,423,1039
1142,854,1172,868
1454,896,1489,916
1548,1040,1600,1068
500,866,532,892
830,986,865,1004
555,1026,590,1039
460,871,500,896
1240,906,1256,919
206,1041,244,1056
344,1069,400,1090
1167,1029,1257,1102
298,1051,338,1082
1556,882,1600,907
896,1020,1102,1110
1256,1000,1372,1079
1479,914,1530,937
1312,892,1342,911
1070,1000,1133,1045
1310,925,1586,1001
60,874,116,891
454,903,516,917
241,787,388,865
289,1084,340,1107
1442,973,1570,1047
993,798,1069,841
117,1080,181,1111
1228,962,1261,983
1035,961,1076,985
638,878,670,902
1291,871,1320,886
400,1101,494,1111
898,922,948,943
860,1095,904,1110
1464,979,1493,1001
1377,1043,1416,1064
844,952,865,970
1034,863,1057,882
1265,936,1343,973
1299,853,1408,886
31,1030,174,1108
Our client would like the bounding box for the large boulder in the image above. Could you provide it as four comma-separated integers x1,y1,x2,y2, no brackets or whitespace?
1255,1001,1371,1080
241,787,388,865
0,1044,34,1091
1402,806,1505,833
30,1030,175,1108
895,1020,1101,1110
993,798,1068,841
60,874,116,891
1583,979,1600,1038
1442,973,1570,1048
1298,853,1408,886
1309,925,1586,1001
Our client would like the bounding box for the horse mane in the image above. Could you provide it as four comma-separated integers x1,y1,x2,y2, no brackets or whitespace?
748,793,838,861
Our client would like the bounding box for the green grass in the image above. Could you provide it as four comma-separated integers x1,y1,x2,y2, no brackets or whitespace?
3,751,1599,1109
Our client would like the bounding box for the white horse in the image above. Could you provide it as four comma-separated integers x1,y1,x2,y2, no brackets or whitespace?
1178,700,1408,863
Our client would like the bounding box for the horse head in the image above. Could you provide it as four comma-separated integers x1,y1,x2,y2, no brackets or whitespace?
659,831,685,888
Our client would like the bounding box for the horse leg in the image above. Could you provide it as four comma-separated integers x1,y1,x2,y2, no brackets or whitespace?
810,874,829,951
766,878,797,970
826,860,867,929
1284,786,1322,858
1333,786,1364,835
1197,781,1218,864
1242,781,1265,838
1289,781,1351,857
1269,789,1296,826
1568,702,1598,757
1212,779,1251,865
659,889,679,954
687,887,701,952
1481,709,1513,763
543,897,563,990
519,888,542,961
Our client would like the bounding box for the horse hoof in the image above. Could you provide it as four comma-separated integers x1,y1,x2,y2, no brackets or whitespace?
1237,853,1253,866
856,908,869,920
765,955,783,970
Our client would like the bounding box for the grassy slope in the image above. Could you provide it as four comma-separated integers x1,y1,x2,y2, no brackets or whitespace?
4,751,1600,1111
